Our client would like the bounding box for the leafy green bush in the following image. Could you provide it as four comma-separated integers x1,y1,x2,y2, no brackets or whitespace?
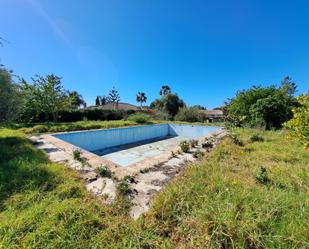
284,94,309,149
250,134,264,142
127,113,151,124
95,165,112,178
31,125,49,133
179,141,190,153
175,107,207,122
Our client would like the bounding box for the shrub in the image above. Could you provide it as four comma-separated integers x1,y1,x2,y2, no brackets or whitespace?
20,109,136,123
284,94,309,149
250,134,264,142
179,141,190,153
175,107,206,122
192,149,205,158
127,113,151,124
117,181,130,195
189,139,198,148
95,165,112,178
31,125,49,133
255,167,270,184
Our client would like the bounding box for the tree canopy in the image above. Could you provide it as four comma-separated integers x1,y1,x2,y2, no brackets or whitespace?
20,74,74,122
227,77,297,129
0,66,24,122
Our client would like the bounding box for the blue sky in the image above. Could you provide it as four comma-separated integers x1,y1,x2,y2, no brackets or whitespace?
1,0,308,108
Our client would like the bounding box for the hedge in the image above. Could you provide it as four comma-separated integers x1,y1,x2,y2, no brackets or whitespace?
22,109,136,123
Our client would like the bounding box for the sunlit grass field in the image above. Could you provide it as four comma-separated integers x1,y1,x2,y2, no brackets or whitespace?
0,127,308,248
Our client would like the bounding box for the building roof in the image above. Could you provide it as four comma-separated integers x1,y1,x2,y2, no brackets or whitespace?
203,109,224,115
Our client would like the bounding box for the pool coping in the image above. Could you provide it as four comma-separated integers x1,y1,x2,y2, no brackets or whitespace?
41,124,224,179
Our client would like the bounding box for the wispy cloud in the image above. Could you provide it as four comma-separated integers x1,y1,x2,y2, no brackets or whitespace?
27,0,72,47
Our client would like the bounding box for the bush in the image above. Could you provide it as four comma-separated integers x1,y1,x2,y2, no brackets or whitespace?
284,94,309,149
250,134,264,142
95,166,112,178
175,107,207,122
19,109,136,123
31,125,49,133
179,141,190,153
127,113,151,124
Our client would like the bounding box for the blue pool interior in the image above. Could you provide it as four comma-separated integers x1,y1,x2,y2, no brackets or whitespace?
53,124,221,166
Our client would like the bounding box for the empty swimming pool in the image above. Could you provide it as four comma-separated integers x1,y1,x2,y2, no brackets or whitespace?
53,124,222,167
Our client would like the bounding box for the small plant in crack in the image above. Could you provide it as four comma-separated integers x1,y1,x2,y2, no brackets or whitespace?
117,181,131,196
189,139,198,148
179,140,190,153
192,149,205,159
73,149,81,161
95,165,112,178
123,175,136,183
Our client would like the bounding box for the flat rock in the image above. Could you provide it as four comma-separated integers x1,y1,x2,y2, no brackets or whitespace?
80,171,98,182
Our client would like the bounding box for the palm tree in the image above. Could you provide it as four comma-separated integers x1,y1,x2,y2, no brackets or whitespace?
159,85,171,96
136,92,147,109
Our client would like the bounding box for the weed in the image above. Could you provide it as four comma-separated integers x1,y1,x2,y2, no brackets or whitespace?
229,133,244,146
123,175,135,183
117,181,130,195
255,166,270,184
192,149,205,158
73,149,81,161
250,134,264,142
95,165,112,178
189,139,198,148
179,140,190,153
202,140,213,149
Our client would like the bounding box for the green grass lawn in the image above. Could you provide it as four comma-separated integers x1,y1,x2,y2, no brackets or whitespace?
0,127,308,248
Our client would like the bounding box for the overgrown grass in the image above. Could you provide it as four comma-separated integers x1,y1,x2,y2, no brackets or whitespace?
0,127,308,248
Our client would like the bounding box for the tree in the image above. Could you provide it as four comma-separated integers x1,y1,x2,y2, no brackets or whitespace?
227,77,297,129
150,93,185,119
20,74,73,122
0,65,24,122
69,91,86,109
136,92,147,109
100,95,108,105
107,87,120,109
95,96,100,106
175,106,207,122
159,85,171,96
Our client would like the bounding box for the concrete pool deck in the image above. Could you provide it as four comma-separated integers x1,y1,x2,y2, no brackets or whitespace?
100,136,185,167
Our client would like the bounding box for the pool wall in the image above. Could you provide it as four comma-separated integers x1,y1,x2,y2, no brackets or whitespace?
53,124,221,152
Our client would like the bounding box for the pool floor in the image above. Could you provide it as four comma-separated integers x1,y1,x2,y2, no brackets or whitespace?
101,136,185,167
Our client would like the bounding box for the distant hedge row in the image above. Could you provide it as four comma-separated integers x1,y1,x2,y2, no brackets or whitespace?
20,109,136,123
